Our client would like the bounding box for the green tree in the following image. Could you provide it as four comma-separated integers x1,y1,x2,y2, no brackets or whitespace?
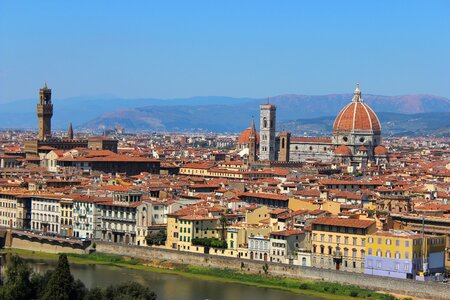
41,254,76,300
219,215,229,241
0,255,33,300
102,282,156,300
146,230,167,246
30,270,53,299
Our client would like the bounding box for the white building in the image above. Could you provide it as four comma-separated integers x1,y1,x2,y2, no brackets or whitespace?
73,195,109,239
31,195,61,234
248,234,270,261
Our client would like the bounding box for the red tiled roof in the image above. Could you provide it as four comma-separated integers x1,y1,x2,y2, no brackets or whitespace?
312,217,375,229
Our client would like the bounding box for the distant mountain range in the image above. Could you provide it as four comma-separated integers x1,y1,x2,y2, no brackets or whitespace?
280,112,450,137
1,93,450,136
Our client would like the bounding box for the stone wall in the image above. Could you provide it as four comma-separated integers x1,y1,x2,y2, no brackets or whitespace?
9,237,86,254
96,242,450,300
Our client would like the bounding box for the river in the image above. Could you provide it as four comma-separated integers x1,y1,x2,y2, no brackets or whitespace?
18,257,324,300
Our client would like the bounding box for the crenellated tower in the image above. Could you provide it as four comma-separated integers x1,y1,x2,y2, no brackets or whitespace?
37,82,53,140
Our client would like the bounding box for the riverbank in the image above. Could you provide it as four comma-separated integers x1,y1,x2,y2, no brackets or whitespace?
4,249,407,300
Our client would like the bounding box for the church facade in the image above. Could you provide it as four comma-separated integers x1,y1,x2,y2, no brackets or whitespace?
237,84,388,168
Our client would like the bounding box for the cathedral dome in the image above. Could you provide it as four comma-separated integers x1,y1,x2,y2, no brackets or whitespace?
333,85,381,134
334,145,352,155
238,128,259,145
374,145,388,156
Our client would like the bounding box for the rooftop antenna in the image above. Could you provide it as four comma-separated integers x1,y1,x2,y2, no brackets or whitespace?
267,97,270,104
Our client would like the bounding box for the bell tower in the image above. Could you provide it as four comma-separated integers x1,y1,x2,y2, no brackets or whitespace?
259,102,276,161
37,82,53,140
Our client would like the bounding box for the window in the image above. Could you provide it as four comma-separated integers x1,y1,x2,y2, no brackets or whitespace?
376,249,382,257
368,237,373,244
396,239,400,246
344,237,349,244
395,263,399,270
386,250,391,258
386,239,391,245
405,241,409,247
405,252,409,259
377,238,382,244
368,248,372,255
395,251,400,259
353,238,357,246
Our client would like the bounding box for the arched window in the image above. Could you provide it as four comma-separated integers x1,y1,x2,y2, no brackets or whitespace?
376,249,382,257
263,117,267,128
386,250,391,258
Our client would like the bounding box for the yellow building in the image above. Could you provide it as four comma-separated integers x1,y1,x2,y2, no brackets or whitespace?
311,217,377,273
365,230,446,279
166,208,221,252
245,206,270,225
289,198,341,215
60,198,73,236
0,193,31,229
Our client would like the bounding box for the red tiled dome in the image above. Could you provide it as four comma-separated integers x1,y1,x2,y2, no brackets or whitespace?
374,145,388,156
334,145,352,155
238,128,259,145
333,85,381,133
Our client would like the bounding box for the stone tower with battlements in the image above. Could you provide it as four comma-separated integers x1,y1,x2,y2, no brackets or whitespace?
37,82,53,140
259,103,276,161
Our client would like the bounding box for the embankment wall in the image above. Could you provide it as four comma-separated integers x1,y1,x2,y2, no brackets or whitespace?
95,242,450,300
9,237,85,254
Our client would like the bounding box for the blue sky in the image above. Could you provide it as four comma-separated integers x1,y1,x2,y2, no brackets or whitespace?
0,0,449,102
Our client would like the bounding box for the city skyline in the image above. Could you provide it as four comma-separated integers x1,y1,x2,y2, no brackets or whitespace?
1,1,450,102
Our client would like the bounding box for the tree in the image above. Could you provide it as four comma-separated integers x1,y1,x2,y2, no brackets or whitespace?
0,255,33,300
219,215,229,241
102,282,157,300
146,230,167,246
41,254,75,300
30,270,53,299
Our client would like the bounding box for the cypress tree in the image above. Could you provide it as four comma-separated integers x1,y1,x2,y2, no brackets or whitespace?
41,254,75,300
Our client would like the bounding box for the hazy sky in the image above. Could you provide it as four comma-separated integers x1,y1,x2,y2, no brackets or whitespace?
1,1,449,102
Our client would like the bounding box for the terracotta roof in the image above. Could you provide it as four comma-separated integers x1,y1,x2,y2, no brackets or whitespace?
270,229,304,236
374,145,388,155
239,192,289,201
312,217,375,229
334,145,352,155
238,128,260,145
333,92,381,133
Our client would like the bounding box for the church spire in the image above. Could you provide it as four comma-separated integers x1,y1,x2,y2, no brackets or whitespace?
68,122,74,140
250,116,256,135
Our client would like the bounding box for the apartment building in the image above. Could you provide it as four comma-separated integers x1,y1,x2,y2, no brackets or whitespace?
311,217,377,273
365,230,446,279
